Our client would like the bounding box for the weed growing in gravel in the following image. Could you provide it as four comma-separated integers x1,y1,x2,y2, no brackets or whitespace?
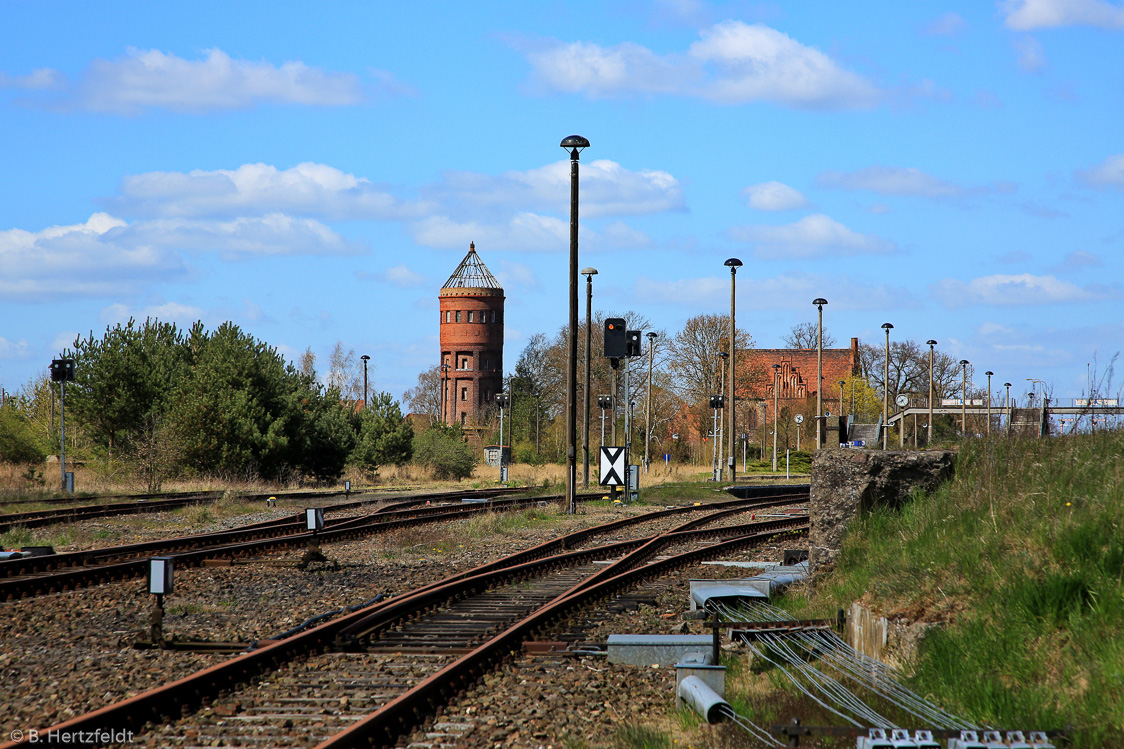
0,526,34,548
613,723,672,748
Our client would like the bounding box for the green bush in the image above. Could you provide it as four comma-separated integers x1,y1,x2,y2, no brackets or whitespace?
412,423,475,480
0,408,47,464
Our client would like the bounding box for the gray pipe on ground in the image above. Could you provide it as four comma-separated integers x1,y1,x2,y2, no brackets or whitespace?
677,675,729,724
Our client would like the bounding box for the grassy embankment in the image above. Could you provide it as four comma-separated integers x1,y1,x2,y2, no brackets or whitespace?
775,430,1124,747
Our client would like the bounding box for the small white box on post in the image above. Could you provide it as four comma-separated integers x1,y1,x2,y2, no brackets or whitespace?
344,480,351,495
149,556,174,595
305,508,325,534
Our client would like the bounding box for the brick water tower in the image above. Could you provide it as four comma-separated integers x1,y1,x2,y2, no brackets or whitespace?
439,243,504,428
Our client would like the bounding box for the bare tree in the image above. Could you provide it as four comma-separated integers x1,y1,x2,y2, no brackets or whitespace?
298,347,317,379
327,342,362,402
784,321,836,349
403,365,442,420
859,340,963,403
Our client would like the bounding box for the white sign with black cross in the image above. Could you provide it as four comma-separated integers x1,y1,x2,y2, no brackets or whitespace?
599,446,627,486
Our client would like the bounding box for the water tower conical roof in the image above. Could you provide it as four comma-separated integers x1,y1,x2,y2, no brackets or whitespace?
441,242,501,290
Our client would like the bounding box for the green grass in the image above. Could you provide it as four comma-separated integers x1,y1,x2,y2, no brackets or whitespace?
775,430,1124,747
612,723,672,749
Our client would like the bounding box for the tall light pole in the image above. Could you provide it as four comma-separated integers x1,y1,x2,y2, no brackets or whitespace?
581,267,597,488
985,371,994,436
441,363,449,424
926,340,937,446
645,331,657,473
726,258,742,484
561,134,589,515
960,360,970,435
813,298,828,449
716,351,728,480
1004,382,1012,437
1027,378,1046,438
881,323,893,450
360,354,370,411
838,380,845,419
772,363,780,471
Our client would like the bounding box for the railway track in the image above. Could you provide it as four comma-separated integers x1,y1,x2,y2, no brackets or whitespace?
0,486,807,601
0,486,522,535
2,497,808,749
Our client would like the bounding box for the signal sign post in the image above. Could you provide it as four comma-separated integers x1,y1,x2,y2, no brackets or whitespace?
599,446,626,487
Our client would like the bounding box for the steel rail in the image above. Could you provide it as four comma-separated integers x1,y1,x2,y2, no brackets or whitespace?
318,524,809,748
0,509,807,749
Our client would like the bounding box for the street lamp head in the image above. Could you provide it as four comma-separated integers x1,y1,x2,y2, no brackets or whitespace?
960,359,969,366
881,322,894,331
1004,382,1012,387
560,135,590,159
813,297,828,307
581,267,598,278
985,370,994,376
646,331,657,340
724,257,743,271
360,354,370,362
926,339,937,346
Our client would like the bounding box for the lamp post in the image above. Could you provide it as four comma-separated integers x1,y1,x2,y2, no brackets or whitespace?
645,331,657,473
716,351,728,480
1004,382,1012,437
985,371,994,436
838,380,845,419
881,323,893,450
496,392,510,482
813,298,827,449
960,360,970,435
581,267,597,488
561,135,589,515
1027,378,1046,438
360,354,370,411
441,363,450,425
926,340,937,446
726,258,742,484
772,363,780,471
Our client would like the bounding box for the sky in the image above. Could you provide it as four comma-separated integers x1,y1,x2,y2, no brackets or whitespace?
2,0,1122,405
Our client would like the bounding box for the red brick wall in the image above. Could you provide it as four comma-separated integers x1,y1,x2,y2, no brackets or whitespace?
439,287,505,427
738,337,860,406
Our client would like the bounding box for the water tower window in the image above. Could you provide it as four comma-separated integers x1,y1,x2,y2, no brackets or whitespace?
445,311,450,323
468,311,474,322
455,311,461,323
491,310,496,323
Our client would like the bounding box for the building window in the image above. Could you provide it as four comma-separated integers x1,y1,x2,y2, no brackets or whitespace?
455,310,461,323
491,310,496,323
468,311,474,323
461,387,468,401
445,311,450,323
484,388,491,402
482,357,489,370
461,412,466,426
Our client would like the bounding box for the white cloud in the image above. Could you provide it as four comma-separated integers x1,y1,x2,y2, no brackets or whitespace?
1053,250,1104,272
730,214,896,257
1002,0,1124,29
743,181,808,211
99,301,205,326
409,212,651,252
494,260,540,290
816,166,965,197
635,271,917,310
0,68,63,89
430,159,684,219
0,336,31,360
19,48,399,114
521,21,881,110
931,273,1117,307
113,162,431,220
0,211,358,301
1014,36,1047,72
1076,153,1124,189
924,12,968,35
381,265,428,288
0,213,184,300
128,214,362,258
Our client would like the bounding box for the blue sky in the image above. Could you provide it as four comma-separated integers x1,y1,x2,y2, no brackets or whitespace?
2,0,1122,403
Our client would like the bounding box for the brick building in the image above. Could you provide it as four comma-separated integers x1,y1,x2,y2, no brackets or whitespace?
439,243,504,429
741,337,861,407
